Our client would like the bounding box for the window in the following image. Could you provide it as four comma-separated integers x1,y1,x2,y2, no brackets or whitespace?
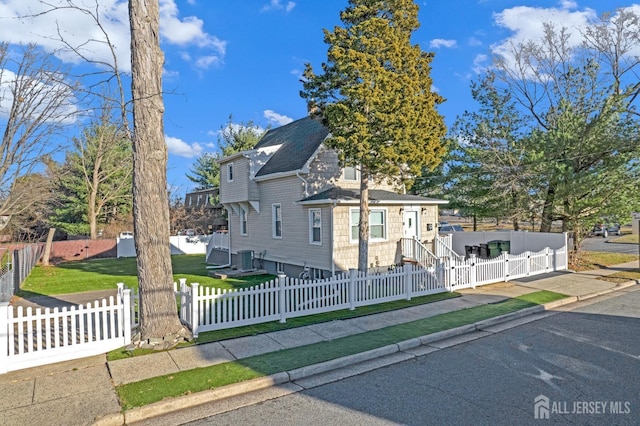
240,208,247,235
272,204,282,238
343,166,357,181
350,208,387,242
227,163,234,182
370,210,386,239
309,209,322,244
276,262,285,274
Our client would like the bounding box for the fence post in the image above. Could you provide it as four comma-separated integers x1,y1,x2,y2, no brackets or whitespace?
191,283,200,337
470,255,477,289
448,258,455,292
278,274,287,323
526,252,531,276
0,303,8,374
545,247,550,271
503,253,510,282
405,264,412,300
122,288,132,344
348,269,357,310
179,278,187,323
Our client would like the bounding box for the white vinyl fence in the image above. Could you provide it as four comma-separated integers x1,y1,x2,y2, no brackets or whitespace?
1,239,566,373
444,247,567,291
0,286,132,374
162,264,445,336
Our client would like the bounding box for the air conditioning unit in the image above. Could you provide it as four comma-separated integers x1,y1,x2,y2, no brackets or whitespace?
238,250,253,271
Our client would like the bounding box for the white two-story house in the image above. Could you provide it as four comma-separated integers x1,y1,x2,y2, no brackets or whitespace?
213,116,447,278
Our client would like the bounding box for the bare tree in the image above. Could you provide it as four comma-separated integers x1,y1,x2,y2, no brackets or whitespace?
0,42,77,229
129,0,187,342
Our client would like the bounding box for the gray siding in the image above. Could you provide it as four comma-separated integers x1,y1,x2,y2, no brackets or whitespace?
220,157,251,203
230,176,334,272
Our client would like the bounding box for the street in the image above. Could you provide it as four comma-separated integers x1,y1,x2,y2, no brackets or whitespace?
183,287,640,425
581,235,640,255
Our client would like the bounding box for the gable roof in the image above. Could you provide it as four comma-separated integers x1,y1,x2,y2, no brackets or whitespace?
254,116,329,178
298,187,448,205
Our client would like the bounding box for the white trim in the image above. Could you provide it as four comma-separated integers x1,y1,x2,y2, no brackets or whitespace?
349,207,388,243
309,208,322,245
272,203,282,239
240,207,247,236
227,163,234,182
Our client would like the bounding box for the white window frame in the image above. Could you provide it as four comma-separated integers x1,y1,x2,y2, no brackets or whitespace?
343,166,358,181
309,208,322,245
227,163,234,182
240,207,247,236
272,203,282,239
349,208,388,243
276,262,285,274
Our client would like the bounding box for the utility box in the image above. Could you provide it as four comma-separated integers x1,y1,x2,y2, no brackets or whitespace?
238,250,253,271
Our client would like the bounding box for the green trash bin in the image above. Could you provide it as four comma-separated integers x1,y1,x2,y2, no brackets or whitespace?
487,240,502,258
500,240,510,254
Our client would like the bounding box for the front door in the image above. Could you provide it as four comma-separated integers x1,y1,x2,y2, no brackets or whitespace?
403,210,419,240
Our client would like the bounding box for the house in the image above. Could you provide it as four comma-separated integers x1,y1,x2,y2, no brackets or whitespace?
214,116,447,278
183,188,227,233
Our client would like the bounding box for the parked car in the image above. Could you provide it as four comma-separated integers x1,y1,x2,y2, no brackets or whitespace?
178,229,197,236
590,223,621,237
439,224,464,235
119,231,134,239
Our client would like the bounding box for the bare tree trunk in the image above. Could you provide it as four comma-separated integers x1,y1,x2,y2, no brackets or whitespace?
41,228,56,266
129,0,184,340
358,168,370,272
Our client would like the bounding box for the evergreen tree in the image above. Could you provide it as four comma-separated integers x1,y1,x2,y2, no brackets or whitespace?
301,0,446,271
53,110,132,238
186,116,266,189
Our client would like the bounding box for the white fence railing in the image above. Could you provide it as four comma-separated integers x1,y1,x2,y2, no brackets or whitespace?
171,264,445,336
0,285,131,374
2,240,567,373
444,247,567,291
400,238,439,267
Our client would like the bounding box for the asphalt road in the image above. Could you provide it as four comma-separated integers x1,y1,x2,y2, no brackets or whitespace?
185,288,640,426
581,235,640,255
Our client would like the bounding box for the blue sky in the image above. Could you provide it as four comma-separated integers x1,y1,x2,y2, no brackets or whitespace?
0,0,637,196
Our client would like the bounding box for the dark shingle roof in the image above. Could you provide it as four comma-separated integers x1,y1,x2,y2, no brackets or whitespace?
299,187,448,205
254,116,329,177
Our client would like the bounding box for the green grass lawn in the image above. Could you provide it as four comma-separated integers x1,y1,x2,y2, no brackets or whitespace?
115,290,566,409
18,255,276,297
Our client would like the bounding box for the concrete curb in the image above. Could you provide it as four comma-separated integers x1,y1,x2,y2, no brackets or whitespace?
287,344,399,381
100,281,637,425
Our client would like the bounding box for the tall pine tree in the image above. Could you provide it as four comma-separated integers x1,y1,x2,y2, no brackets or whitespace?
301,0,446,271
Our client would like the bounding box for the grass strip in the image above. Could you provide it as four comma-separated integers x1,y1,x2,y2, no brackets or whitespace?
116,290,566,409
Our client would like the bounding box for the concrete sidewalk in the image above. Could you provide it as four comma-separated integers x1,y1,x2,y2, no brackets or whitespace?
2,262,638,426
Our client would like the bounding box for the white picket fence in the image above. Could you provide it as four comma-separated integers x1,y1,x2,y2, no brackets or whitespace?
0,285,132,373
444,247,567,291
167,264,444,336
1,241,567,373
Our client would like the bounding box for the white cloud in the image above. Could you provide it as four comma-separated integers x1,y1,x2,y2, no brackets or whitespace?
472,54,489,75
165,135,203,158
261,0,296,13
0,0,226,73
429,39,456,49
264,110,293,126
491,3,597,60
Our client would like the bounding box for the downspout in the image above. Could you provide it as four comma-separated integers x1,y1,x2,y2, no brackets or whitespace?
296,171,309,198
